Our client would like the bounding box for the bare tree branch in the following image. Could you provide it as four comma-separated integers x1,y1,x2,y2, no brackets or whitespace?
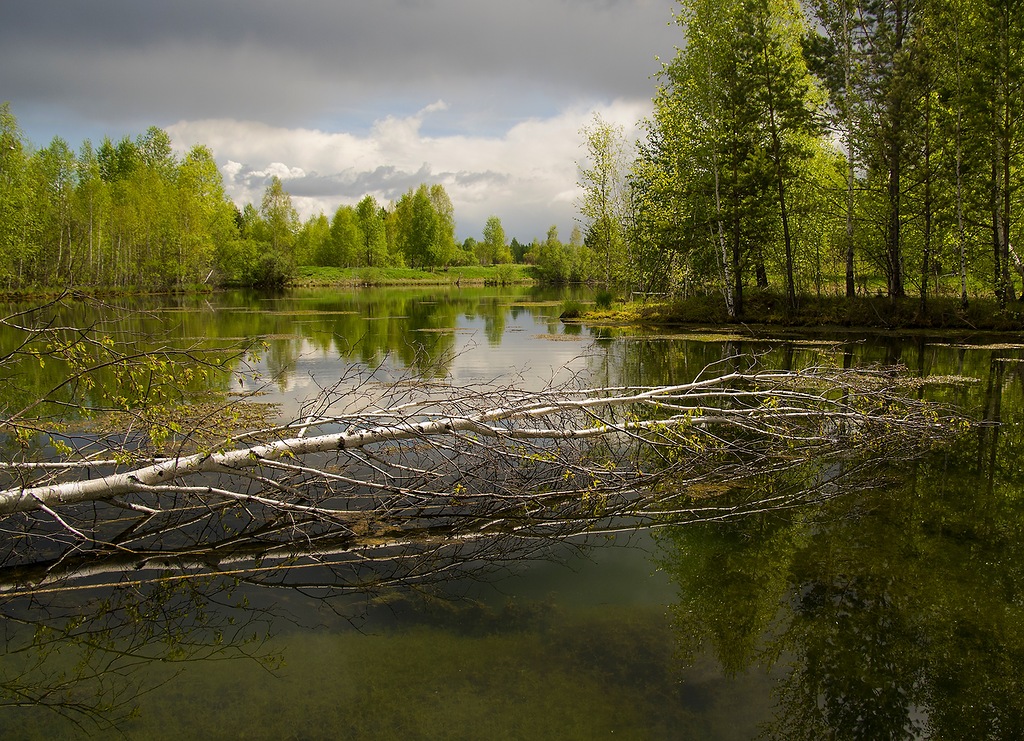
0,362,972,597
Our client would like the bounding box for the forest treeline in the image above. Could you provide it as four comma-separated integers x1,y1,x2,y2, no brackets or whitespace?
2,0,1022,310
0,103,564,291
577,0,1023,316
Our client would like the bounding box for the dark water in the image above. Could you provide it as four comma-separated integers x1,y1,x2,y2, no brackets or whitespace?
2,287,1023,739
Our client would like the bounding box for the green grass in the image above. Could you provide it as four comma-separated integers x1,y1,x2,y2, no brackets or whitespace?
583,290,1024,332
559,298,586,319
292,264,536,287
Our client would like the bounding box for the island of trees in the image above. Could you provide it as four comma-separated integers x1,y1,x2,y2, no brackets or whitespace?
1,0,1022,323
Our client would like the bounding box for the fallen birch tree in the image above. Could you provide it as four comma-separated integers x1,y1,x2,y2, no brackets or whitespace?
0,362,971,596
0,294,977,597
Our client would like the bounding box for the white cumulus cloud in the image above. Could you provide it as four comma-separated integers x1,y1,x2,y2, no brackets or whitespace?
168,99,648,241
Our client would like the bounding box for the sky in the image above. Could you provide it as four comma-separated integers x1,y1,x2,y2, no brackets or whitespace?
1,0,681,242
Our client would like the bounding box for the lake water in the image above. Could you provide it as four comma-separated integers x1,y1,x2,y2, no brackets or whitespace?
2,286,1023,739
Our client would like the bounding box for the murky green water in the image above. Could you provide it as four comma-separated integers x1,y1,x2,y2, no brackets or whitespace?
2,287,1023,739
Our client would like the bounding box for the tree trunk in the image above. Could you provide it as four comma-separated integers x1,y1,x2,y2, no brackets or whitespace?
887,151,904,299
920,93,932,315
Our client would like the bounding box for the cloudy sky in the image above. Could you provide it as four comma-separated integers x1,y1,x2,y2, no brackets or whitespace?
2,0,680,241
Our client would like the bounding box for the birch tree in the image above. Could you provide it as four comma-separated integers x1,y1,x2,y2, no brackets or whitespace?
640,0,744,316
935,0,979,309
177,144,234,285
808,0,861,298
355,194,389,267
578,114,630,287
481,215,512,265
0,103,31,289
737,0,823,309
977,0,1024,306
853,0,926,299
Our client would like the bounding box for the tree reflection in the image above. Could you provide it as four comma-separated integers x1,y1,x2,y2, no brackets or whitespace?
1,292,1007,736
0,363,967,733
258,287,545,378
0,575,277,733
656,357,1024,739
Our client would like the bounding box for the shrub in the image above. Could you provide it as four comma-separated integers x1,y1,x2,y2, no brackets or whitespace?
595,289,615,310
560,299,584,320
359,267,384,286
495,264,516,286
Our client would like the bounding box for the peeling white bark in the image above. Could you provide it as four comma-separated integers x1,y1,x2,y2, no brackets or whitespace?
1,369,958,517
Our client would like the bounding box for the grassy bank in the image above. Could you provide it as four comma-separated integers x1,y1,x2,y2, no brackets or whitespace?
291,264,536,287
577,291,1024,333
0,283,217,303
0,266,534,302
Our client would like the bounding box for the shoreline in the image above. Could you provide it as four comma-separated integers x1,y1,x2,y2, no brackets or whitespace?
576,292,1024,335
4,275,1023,335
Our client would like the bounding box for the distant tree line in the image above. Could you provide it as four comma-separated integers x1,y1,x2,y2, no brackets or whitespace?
0,103,560,291
0,107,239,290
575,0,1023,315
300,190,607,283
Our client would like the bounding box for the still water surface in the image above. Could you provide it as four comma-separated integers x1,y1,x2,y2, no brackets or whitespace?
3,286,1023,739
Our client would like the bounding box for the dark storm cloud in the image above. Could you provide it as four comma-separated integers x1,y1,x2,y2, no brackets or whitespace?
453,170,512,188
347,164,436,198
256,165,512,207
279,164,438,201
1,0,678,134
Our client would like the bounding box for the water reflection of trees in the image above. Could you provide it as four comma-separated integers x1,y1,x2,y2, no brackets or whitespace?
656,356,1024,739
1,360,966,733
0,296,242,422
254,288,552,378
3,293,1007,736
2,288,591,404
0,575,277,733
